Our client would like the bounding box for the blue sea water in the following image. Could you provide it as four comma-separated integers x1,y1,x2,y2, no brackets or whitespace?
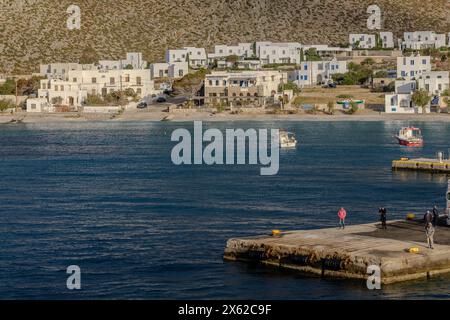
0,120,449,300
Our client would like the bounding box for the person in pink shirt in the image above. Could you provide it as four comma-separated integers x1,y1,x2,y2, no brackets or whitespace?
338,207,347,229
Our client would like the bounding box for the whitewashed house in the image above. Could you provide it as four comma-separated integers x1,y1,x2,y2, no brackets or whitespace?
32,78,88,109
26,98,53,113
417,71,450,96
99,52,148,70
289,58,348,86
68,69,157,98
211,43,253,59
397,55,431,79
302,45,352,57
380,32,395,49
39,63,92,80
165,47,208,68
204,70,287,106
150,62,188,79
349,34,376,49
402,31,447,49
256,42,302,65
385,80,417,113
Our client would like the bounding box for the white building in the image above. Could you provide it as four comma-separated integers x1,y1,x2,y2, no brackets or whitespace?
33,78,88,109
98,52,148,70
417,71,450,96
380,32,395,49
349,34,376,49
39,63,95,80
204,70,287,106
256,42,302,65
165,47,208,68
397,55,431,79
237,60,262,70
150,62,188,79
68,69,156,98
288,58,348,86
26,98,53,113
349,32,395,49
402,31,447,49
302,45,352,57
210,43,253,59
385,80,417,113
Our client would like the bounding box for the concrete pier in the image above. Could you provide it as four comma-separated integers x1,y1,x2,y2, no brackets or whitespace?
392,158,450,173
224,219,450,284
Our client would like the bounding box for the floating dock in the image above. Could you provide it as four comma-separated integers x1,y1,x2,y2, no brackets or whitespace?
224,219,450,284
392,158,450,173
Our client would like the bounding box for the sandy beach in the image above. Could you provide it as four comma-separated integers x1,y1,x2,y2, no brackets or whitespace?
2,109,450,124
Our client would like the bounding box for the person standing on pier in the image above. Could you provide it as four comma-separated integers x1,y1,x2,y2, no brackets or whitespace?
379,207,387,230
338,207,347,229
424,210,433,224
432,205,439,226
425,222,435,250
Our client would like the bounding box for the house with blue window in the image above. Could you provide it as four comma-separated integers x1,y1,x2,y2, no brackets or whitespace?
396,54,431,80
288,58,347,86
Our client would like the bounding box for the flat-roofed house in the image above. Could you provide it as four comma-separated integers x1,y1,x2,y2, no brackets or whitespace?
150,62,188,79
256,42,301,65
380,32,395,48
98,52,148,70
212,43,253,59
165,47,208,68
68,69,156,99
204,70,286,106
402,31,447,49
289,58,348,86
397,55,431,79
349,34,376,49
385,80,417,114
33,78,88,110
417,71,450,96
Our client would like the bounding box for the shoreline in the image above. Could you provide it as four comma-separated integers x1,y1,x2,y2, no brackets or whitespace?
3,111,450,123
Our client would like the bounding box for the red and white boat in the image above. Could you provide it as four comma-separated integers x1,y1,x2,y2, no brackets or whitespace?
396,127,423,147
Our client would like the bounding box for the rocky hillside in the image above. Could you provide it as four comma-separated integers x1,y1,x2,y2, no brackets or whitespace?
0,0,449,73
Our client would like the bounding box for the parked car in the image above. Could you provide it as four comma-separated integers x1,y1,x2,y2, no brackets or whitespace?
322,82,337,89
137,101,148,109
156,97,167,103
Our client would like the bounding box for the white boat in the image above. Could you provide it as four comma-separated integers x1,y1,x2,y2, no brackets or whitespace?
280,130,297,148
395,127,423,147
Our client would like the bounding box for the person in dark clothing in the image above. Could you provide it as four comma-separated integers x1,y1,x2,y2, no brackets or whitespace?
432,205,439,226
379,207,387,229
424,210,433,224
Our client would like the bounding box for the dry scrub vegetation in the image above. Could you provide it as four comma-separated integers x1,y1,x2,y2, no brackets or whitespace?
0,0,448,73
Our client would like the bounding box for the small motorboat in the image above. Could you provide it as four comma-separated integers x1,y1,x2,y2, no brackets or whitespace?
280,130,297,148
395,127,423,147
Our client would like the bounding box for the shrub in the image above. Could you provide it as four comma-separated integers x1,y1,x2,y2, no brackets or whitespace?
0,99,14,112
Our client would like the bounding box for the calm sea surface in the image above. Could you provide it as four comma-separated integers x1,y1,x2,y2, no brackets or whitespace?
0,120,449,299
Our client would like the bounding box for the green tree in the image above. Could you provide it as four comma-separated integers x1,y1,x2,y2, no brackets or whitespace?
0,79,16,95
348,101,359,114
412,89,431,113
0,99,14,112
278,82,300,95
305,48,321,61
